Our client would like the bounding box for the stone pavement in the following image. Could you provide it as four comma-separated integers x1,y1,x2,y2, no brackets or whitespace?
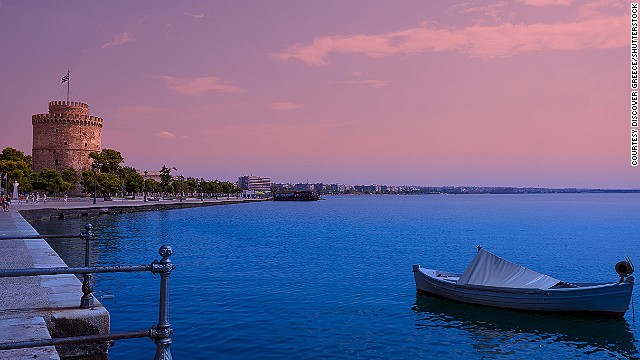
0,209,109,359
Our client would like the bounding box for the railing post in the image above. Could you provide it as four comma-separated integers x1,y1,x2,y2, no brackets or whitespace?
150,245,175,360
80,224,94,309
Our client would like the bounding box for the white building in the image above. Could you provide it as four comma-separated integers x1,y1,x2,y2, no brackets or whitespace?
238,175,271,192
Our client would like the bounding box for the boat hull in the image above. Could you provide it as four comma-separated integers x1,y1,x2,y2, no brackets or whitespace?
413,266,634,316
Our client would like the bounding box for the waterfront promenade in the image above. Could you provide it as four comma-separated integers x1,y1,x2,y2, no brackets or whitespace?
0,196,265,359
12,196,263,221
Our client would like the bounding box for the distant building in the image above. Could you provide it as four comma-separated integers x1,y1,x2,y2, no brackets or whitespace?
136,170,162,183
238,175,271,192
32,101,103,172
354,184,381,193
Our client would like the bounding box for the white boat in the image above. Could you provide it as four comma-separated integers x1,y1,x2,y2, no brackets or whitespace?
413,247,635,316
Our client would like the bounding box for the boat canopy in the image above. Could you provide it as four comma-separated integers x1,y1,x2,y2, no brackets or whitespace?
457,248,561,289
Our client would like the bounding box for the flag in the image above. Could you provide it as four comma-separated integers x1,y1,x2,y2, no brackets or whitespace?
61,74,69,83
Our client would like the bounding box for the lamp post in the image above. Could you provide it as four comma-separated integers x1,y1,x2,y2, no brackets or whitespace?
92,163,97,204
178,175,184,202
144,170,148,202
200,178,204,201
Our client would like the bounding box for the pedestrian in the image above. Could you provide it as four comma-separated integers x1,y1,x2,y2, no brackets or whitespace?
5,195,10,211
43,193,47,204
64,194,68,203
1,195,5,212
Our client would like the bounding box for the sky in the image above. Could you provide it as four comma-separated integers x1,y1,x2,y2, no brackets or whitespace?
0,0,637,188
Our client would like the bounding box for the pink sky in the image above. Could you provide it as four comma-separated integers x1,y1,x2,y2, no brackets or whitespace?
0,0,637,187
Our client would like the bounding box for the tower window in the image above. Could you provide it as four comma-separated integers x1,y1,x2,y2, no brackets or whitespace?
85,142,87,147
55,159,59,165
64,141,68,145
55,128,59,133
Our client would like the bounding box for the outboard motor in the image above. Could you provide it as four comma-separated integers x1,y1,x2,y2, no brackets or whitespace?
615,256,634,282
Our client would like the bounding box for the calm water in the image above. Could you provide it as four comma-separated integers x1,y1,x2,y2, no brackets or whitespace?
33,194,640,359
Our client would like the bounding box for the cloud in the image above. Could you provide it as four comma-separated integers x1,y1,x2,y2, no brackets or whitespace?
577,0,625,19
337,79,389,89
159,76,242,96
184,11,204,20
520,0,572,6
455,1,509,22
269,102,304,110
116,105,166,118
101,32,135,49
272,14,626,65
154,131,176,139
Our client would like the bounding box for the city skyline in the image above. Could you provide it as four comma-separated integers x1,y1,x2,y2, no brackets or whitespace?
0,1,637,188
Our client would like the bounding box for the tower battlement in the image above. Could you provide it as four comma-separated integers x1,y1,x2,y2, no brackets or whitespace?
48,101,90,116
32,100,103,173
32,113,103,127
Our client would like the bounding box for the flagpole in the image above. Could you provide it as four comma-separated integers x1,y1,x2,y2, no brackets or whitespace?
66,69,70,103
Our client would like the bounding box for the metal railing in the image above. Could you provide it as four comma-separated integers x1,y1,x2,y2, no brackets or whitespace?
0,224,174,359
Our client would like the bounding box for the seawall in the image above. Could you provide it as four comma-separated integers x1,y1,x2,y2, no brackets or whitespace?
18,198,267,222
0,211,109,359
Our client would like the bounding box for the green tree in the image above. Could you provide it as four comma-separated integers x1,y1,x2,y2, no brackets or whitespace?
61,168,79,186
211,180,222,199
159,165,176,197
122,166,144,193
0,147,34,195
80,170,95,194
33,168,71,196
144,179,161,194
89,149,124,174
80,171,122,196
185,178,197,195
97,172,123,195
220,181,233,197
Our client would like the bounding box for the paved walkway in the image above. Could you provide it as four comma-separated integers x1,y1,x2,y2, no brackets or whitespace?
10,196,258,210
0,209,109,359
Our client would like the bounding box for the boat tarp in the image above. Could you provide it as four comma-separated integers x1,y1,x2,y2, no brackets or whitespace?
456,249,561,289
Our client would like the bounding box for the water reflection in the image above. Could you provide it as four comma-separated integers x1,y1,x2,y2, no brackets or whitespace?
413,294,639,358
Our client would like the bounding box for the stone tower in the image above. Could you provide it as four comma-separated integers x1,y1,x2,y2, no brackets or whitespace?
32,101,103,173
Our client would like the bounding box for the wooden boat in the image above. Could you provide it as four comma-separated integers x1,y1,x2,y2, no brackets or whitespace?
413,248,635,316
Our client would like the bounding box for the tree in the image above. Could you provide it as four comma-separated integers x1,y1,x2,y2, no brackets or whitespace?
97,172,123,195
122,166,144,193
185,178,197,195
144,179,161,194
0,147,34,195
0,148,30,164
80,170,95,194
80,170,123,196
89,149,124,174
159,165,176,197
61,168,79,186
33,168,71,196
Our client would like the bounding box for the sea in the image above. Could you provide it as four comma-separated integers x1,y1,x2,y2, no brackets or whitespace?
32,194,640,359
